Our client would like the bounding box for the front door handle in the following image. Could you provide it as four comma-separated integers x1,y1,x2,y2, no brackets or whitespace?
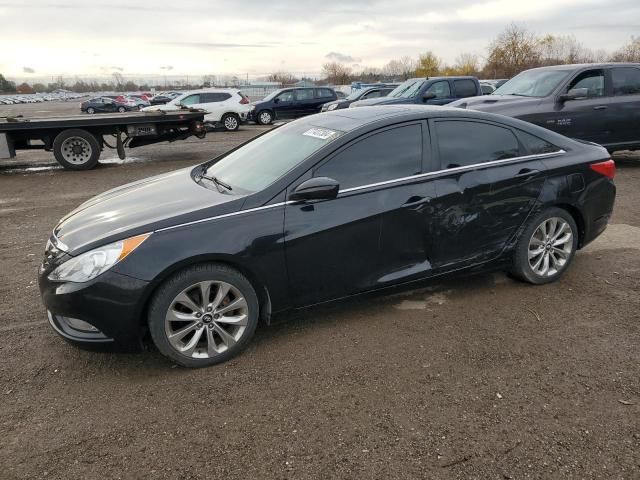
593,105,608,110
403,195,431,207
515,168,540,178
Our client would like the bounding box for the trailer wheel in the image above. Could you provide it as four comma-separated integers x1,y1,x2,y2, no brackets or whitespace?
53,129,101,170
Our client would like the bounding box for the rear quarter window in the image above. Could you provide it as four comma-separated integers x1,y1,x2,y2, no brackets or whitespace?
516,130,562,155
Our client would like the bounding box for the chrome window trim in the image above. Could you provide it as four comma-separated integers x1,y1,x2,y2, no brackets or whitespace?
338,150,565,194
156,149,564,233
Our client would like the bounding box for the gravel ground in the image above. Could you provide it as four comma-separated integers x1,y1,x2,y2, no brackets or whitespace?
0,102,639,479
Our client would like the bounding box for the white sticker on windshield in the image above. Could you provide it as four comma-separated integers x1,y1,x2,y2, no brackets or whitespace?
303,127,338,140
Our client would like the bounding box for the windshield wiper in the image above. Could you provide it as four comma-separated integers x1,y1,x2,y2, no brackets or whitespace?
195,171,233,192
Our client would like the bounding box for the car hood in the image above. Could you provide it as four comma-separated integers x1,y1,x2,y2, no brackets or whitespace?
351,97,411,107
54,167,244,255
448,94,543,113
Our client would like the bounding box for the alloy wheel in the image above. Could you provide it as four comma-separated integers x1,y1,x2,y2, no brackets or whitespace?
259,111,272,124
224,115,238,130
165,281,249,359
528,217,573,277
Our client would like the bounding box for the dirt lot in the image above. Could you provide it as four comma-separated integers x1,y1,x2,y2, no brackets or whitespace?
0,102,639,479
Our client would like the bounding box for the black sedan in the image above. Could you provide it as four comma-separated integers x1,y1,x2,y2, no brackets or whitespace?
248,87,338,124
39,106,616,367
321,85,397,112
80,97,135,114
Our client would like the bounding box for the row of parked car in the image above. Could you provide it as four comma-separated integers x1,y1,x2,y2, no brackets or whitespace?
75,62,640,151
0,92,85,105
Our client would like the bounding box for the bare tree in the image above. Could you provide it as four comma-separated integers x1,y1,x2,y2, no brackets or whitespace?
112,72,124,89
611,36,640,62
484,23,540,78
453,52,479,75
267,71,299,85
322,61,352,84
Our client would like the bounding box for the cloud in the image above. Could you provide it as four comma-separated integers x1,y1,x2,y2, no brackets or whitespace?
161,42,276,49
110,66,124,72
160,66,174,71
325,51,360,63
23,66,35,73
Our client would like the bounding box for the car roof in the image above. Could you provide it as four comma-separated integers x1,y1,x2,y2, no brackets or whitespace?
525,62,640,72
306,104,547,133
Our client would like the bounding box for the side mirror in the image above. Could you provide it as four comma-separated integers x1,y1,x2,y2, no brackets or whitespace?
560,87,588,102
289,177,339,202
423,92,436,101
273,98,280,104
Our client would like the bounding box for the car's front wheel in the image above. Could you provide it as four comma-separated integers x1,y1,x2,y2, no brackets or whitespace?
511,207,578,284
117,106,126,113
148,264,259,367
86,107,95,114
257,109,273,125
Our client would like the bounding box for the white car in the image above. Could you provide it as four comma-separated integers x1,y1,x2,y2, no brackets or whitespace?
142,88,251,131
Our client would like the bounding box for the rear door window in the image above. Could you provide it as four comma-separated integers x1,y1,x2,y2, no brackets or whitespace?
296,89,315,101
201,93,232,102
315,88,334,99
435,120,520,169
453,79,477,98
315,124,422,189
611,67,640,95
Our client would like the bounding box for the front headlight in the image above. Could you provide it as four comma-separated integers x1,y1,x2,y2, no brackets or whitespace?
48,234,150,283
327,103,339,111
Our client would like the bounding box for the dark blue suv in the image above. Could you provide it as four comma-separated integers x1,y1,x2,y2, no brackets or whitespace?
351,76,481,108
248,87,338,125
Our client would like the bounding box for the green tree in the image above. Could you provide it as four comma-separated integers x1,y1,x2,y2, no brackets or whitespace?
415,52,441,77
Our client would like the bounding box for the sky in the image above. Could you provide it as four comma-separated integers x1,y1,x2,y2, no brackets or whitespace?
0,0,638,82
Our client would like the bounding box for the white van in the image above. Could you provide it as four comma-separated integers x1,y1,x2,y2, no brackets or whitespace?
142,88,252,131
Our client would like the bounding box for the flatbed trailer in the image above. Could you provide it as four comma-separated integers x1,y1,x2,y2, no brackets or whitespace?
0,110,206,170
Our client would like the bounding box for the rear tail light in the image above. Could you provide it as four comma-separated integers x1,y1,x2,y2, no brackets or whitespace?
239,96,250,104
590,159,615,179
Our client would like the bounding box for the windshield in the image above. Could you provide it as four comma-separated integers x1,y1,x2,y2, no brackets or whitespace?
346,89,367,100
493,69,572,97
388,79,426,99
262,89,284,102
204,122,343,192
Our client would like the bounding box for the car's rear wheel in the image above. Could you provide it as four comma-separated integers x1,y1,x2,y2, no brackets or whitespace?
148,264,259,367
86,107,95,114
52,129,101,170
511,207,578,284
257,109,273,125
222,113,240,131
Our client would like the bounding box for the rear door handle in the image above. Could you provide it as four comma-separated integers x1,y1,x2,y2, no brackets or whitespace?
593,105,608,110
515,168,540,178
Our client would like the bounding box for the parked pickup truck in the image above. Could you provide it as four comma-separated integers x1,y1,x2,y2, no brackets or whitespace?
449,63,640,153
350,76,482,108
0,110,206,170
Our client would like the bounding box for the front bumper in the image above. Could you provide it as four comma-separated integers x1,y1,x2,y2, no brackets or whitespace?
39,269,150,350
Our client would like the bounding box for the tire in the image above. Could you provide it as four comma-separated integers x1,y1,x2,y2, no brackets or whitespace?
117,106,126,113
221,113,240,131
148,263,260,368
86,107,95,114
52,129,101,170
510,207,579,285
138,105,144,111
257,109,273,125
